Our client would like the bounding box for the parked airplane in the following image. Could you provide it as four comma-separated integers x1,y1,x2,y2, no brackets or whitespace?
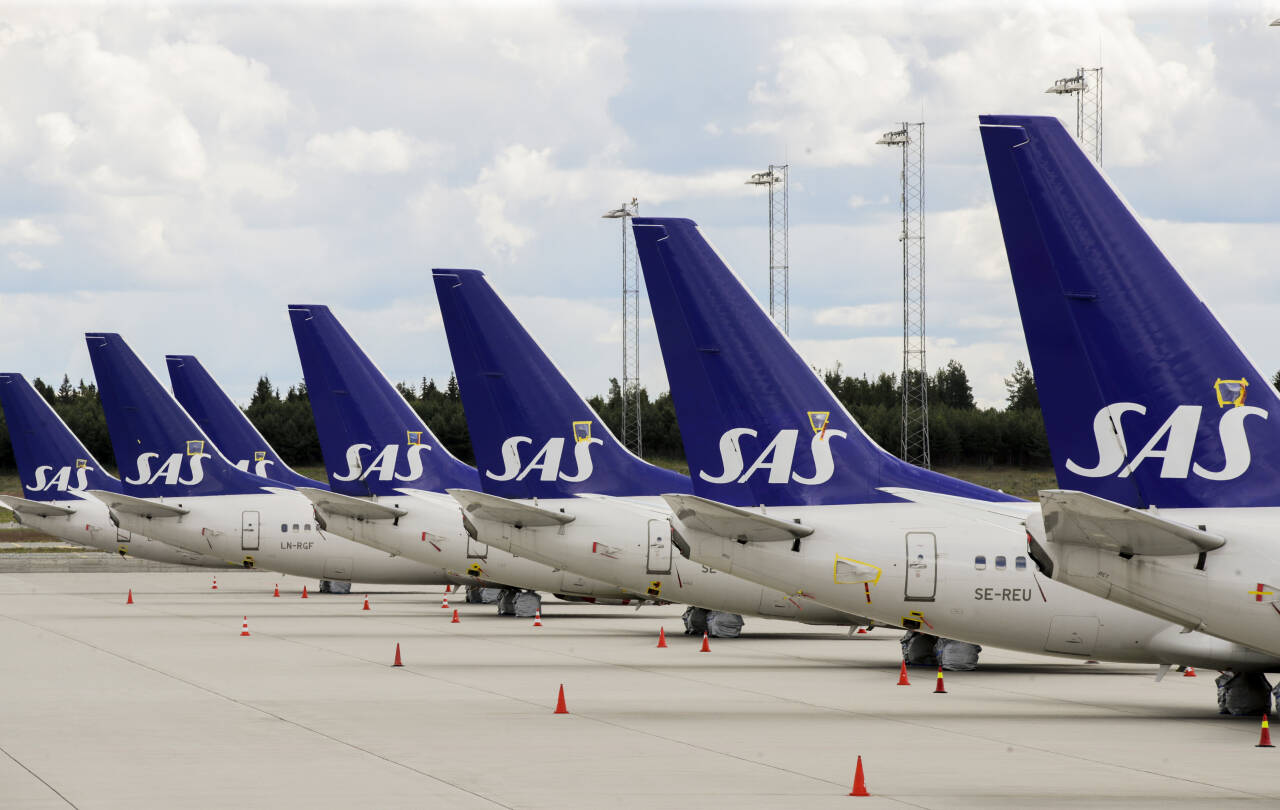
83,333,455,586
432,267,867,632
982,114,1280,660
286,304,643,612
628,216,1280,687
0,372,231,567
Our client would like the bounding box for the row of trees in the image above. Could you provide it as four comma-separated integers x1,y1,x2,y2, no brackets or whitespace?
0,359,1057,474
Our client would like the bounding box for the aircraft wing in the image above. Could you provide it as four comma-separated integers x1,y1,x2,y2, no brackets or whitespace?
88,490,189,518
1039,490,1225,556
446,488,575,528
0,494,77,518
297,487,407,521
662,493,813,543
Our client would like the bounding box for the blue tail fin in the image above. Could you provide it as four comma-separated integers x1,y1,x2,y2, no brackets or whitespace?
431,268,690,499
166,355,327,491
287,305,479,497
85,334,278,497
980,115,1280,509
631,218,1014,507
0,373,121,501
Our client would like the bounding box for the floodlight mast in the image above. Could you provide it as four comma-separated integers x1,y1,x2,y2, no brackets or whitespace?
1046,67,1103,164
602,198,642,456
745,165,790,334
876,123,930,469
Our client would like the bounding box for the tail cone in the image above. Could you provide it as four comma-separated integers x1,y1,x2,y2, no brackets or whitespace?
451,609,460,624
126,589,134,605
700,632,711,653
272,584,279,598
301,586,308,599
441,593,450,609
362,595,371,611
934,667,947,694
856,627,868,634
554,684,568,714
392,643,403,667
657,627,668,648
849,755,869,797
1258,715,1274,748
1183,667,1197,678
211,577,218,591
239,616,250,637
533,610,542,627
896,661,910,686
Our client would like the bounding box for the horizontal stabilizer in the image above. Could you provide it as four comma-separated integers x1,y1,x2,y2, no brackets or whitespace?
0,494,77,518
446,488,575,528
297,487,407,521
1039,490,1225,556
879,488,1035,523
662,493,813,543
88,490,189,518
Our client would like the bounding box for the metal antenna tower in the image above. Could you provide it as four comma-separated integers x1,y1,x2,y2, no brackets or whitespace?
1046,67,1103,164
602,198,642,456
876,123,930,469
745,165,790,334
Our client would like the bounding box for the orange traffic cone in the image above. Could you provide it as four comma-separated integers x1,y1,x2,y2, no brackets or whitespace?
211,577,218,591
239,616,250,637
126,589,134,605
445,584,452,593
533,610,543,627
451,609,460,624
554,684,569,714
1184,667,1197,678
896,661,911,686
272,584,280,598
1258,715,1275,748
392,643,403,667
657,627,668,648
856,627,868,634
362,595,371,611
700,632,711,652
441,593,450,609
301,586,308,599
934,667,947,694
848,755,869,796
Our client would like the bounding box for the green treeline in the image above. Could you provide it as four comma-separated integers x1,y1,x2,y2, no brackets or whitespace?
0,358,1149,474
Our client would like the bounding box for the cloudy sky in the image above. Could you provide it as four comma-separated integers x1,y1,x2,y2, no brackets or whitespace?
1,2,1277,409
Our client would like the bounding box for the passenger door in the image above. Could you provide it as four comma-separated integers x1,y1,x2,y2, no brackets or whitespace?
904,532,936,601
646,519,672,574
241,511,260,551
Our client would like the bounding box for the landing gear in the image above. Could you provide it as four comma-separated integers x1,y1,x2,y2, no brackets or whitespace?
901,630,981,670
317,580,351,594
1216,671,1273,716
497,587,518,615
465,584,486,604
680,607,744,638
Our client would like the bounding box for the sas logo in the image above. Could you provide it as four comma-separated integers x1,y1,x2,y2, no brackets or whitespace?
233,450,274,478
124,441,211,487
700,414,846,486
28,459,94,493
333,432,433,483
1067,381,1268,481
486,423,603,483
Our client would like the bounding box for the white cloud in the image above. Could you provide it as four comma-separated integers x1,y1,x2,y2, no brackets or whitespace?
814,302,897,328
303,128,424,174
8,251,42,270
0,219,59,246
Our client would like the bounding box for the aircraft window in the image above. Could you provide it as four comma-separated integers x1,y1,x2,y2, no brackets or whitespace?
281,523,288,532
1015,556,1027,570
974,555,987,570
995,555,1007,570
292,523,300,532
304,523,312,532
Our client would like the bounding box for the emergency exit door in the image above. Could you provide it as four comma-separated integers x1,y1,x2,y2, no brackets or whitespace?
904,532,936,601
241,511,260,550
646,519,672,574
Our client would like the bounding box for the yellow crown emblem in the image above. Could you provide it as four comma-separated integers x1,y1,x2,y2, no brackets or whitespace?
1214,378,1248,408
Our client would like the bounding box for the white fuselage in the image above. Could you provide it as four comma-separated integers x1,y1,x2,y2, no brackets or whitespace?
1038,506,1280,658
468,494,863,626
7,493,232,568
110,489,451,584
675,500,1280,671
312,489,644,600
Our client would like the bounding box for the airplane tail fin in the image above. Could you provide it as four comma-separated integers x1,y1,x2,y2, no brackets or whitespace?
166,355,326,491
631,217,1013,507
980,115,1280,508
0,373,120,501
85,333,278,498
287,305,478,497
431,268,689,499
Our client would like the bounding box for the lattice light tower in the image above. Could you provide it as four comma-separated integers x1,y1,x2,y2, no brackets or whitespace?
602,198,642,456
745,165,790,334
1046,67,1103,164
876,123,930,469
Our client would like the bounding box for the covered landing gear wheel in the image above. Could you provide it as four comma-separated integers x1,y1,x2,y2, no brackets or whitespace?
900,630,981,670
1216,671,1273,716
512,590,541,618
318,580,351,595
681,607,744,637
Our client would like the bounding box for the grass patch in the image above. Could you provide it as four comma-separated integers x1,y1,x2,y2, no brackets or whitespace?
935,466,1057,501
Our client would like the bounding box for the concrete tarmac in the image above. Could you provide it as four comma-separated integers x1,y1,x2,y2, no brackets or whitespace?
0,571,1274,809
